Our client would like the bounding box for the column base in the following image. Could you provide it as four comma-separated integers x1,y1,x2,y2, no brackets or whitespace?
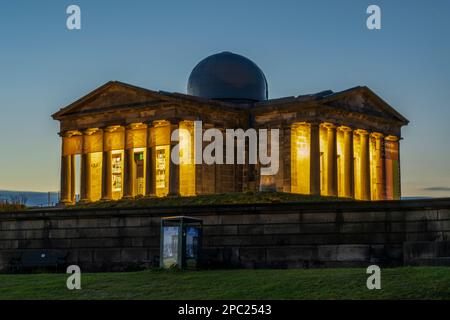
259,175,277,192
57,200,72,208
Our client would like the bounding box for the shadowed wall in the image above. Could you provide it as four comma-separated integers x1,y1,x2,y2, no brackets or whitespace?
0,199,449,272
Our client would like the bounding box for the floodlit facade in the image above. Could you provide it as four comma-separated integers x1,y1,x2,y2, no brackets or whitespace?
52,52,408,204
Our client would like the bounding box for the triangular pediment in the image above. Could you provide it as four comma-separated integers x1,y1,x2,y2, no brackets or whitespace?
322,86,409,124
52,81,173,119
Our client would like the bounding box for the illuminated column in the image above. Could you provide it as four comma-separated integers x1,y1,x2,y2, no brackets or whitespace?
123,148,135,198
60,155,72,204
343,128,354,198
372,133,385,200
146,124,155,196
326,124,338,196
123,125,135,199
179,120,196,196
70,154,76,203
396,139,401,200
282,126,291,192
309,122,321,196
385,135,401,200
101,128,113,201
169,121,180,196
59,134,72,205
359,130,371,200
79,132,92,203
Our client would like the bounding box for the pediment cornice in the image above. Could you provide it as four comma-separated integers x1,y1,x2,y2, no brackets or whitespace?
52,81,242,120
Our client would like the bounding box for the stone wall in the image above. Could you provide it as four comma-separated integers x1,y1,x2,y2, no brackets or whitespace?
0,198,449,272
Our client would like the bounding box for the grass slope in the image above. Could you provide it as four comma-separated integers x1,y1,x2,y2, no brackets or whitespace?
0,267,449,300
72,192,348,209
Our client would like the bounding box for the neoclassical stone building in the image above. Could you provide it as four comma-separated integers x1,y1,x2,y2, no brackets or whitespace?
52,52,408,205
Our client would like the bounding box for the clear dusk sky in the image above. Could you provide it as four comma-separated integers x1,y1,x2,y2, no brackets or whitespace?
0,0,449,197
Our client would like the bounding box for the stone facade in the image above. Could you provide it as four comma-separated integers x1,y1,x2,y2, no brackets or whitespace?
1,199,449,272
52,82,408,205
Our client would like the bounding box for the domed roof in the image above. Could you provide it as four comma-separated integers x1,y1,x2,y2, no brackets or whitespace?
187,52,268,103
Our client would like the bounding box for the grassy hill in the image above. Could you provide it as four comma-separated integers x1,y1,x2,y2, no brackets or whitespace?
0,267,449,300
73,192,350,209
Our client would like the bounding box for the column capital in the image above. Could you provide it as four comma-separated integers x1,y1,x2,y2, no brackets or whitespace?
385,135,400,142
152,119,171,127
371,132,384,139
60,130,82,138
125,122,146,130
291,121,311,129
338,125,353,132
355,129,369,136
102,125,122,133
83,128,100,136
321,122,336,129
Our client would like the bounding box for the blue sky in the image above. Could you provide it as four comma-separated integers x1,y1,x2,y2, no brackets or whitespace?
0,0,449,197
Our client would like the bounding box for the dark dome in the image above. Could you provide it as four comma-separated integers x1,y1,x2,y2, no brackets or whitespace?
187,52,268,103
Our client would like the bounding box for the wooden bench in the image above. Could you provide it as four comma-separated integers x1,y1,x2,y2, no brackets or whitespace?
10,250,68,273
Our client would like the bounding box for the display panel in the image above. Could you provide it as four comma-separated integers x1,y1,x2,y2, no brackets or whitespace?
186,227,199,259
134,151,145,196
155,145,170,196
112,151,123,199
162,226,179,268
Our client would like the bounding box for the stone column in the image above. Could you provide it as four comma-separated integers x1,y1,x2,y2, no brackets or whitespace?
146,124,155,196
59,151,72,205
373,133,385,200
79,153,91,203
382,139,387,200
101,128,113,201
123,148,135,198
309,122,321,196
343,128,354,198
359,130,371,201
395,139,401,200
385,135,401,200
169,122,180,196
123,125,135,199
281,126,291,193
79,130,94,203
259,127,277,192
70,154,76,203
101,152,112,200
326,124,338,197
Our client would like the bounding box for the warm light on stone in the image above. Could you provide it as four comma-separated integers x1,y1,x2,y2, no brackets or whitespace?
179,121,196,196
291,123,310,195
52,59,408,204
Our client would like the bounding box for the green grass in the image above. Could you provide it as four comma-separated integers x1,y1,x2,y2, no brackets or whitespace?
72,192,349,209
0,267,449,300
0,203,26,212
